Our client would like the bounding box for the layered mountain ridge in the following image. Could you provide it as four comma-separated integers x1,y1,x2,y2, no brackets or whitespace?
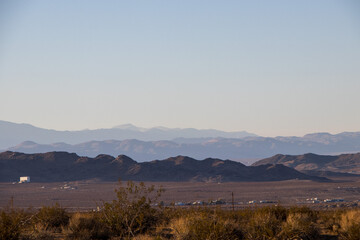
252,152,360,174
0,151,325,182
0,120,256,150
8,132,360,163
2,120,360,164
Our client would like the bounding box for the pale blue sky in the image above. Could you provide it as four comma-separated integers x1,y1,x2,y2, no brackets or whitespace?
0,0,359,137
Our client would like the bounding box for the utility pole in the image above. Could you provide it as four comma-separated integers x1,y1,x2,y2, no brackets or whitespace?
232,192,234,211
10,195,14,209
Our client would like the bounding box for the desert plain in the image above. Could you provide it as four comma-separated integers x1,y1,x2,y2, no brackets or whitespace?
2,176,360,211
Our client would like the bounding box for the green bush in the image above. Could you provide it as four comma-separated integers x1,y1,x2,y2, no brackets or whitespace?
340,224,360,240
34,203,69,231
0,209,24,240
21,231,55,240
184,211,243,240
318,209,343,234
65,212,110,240
339,209,360,240
101,181,163,239
288,206,318,222
243,206,287,240
280,212,320,240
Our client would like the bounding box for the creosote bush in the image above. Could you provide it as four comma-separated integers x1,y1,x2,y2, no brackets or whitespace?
279,206,320,240
101,180,163,239
0,209,24,240
165,207,243,240
339,209,360,240
280,212,320,240
183,210,243,240
65,212,110,240
34,203,69,231
318,209,344,234
239,206,320,240
244,207,285,239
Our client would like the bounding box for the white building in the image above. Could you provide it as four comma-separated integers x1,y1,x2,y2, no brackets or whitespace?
19,176,30,183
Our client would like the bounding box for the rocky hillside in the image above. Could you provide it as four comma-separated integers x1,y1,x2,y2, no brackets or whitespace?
252,152,360,173
0,151,326,182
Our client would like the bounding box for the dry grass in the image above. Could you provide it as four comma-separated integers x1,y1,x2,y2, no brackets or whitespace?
64,212,110,240
280,212,320,240
340,209,360,231
338,209,360,240
168,217,188,240
4,205,360,240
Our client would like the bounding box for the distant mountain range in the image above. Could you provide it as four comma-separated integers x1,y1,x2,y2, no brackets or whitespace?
0,120,256,149
253,152,360,174
1,120,360,163
0,151,326,182
7,132,360,163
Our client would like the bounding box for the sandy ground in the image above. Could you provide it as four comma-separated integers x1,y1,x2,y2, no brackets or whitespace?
1,177,360,211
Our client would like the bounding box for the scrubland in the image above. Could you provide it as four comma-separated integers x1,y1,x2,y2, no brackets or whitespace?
2,181,360,240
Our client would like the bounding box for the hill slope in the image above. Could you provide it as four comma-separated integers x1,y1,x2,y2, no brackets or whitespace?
0,151,326,182
252,152,360,173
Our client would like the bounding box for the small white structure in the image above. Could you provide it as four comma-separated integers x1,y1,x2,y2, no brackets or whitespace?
19,176,30,183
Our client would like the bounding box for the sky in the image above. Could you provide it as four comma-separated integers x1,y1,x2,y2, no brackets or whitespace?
0,0,359,137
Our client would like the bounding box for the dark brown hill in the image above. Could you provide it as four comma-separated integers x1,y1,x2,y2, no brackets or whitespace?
0,151,326,182
252,152,360,173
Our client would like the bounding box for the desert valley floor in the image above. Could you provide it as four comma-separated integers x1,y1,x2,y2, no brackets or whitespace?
2,176,360,211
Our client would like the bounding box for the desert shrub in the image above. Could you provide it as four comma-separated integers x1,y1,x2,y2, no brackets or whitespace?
34,203,69,231
243,206,287,240
167,208,243,240
101,181,163,239
0,209,24,240
339,209,360,240
318,209,344,234
130,235,160,240
159,207,185,225
279,212,320,240
0,207,56,240
20,231,55,240
168,216,188,240
184,212,243,240
288,206,318,222
65,212,110,240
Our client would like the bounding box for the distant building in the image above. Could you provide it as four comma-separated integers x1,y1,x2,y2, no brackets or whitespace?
175,202,185,206
324,198,344,203
19,176,30,183
259,200,277,204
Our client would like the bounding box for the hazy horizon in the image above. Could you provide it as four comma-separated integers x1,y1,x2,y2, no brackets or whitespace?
1,1,359,137
1,119,358,138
